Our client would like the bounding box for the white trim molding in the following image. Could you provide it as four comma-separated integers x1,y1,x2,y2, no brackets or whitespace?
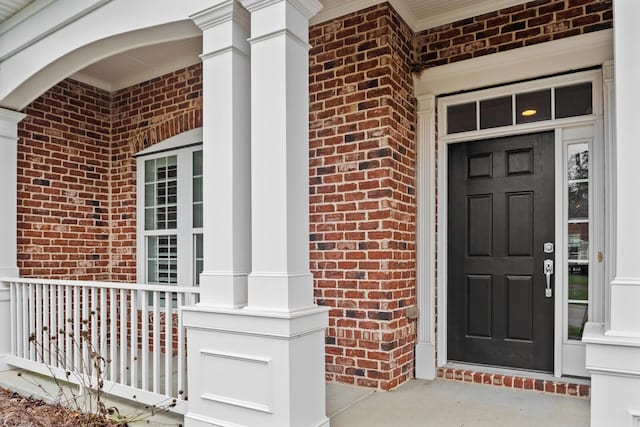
414,94,436,379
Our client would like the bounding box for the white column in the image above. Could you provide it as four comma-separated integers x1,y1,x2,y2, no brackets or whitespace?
0,108,24,371
242,0,321,312
183,1,328,425
415,95,436,380
607,0,640,337
191,0,251,308
583,2,640,426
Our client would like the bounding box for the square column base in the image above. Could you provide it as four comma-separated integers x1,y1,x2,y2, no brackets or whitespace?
182,305,330,427
583,322,640,426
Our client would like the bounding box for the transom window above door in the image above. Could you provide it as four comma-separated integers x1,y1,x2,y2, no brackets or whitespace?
446,81,593,135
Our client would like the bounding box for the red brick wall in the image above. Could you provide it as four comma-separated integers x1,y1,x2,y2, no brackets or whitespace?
110,65,202,283
413,0,612,70
17,80,111,280
17,65,203,282
309,3,417,391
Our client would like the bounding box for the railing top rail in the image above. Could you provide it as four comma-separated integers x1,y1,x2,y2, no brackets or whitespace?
0,277,201,294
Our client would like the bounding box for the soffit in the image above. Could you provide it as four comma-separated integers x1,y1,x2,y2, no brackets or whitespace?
70,37,202,92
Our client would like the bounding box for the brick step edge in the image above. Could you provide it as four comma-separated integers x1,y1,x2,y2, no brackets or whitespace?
437,367,590,398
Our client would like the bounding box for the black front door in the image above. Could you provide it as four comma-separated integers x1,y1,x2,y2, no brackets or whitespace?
447,132,555,372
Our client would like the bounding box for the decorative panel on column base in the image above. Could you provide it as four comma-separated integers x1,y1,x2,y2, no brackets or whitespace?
584,322,640,426
183,305,330,427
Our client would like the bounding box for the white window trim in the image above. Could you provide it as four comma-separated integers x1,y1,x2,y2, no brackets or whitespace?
413,30,613,380
135,128,203,290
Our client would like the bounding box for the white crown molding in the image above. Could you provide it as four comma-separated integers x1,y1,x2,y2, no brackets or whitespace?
241,0,322,18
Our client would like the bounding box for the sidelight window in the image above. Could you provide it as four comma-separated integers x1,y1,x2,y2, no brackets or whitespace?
566,142,589,340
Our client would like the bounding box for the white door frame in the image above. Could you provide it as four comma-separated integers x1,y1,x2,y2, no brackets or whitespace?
413,30,614,380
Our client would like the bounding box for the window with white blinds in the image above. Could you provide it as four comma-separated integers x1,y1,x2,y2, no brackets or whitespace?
136,143,203,293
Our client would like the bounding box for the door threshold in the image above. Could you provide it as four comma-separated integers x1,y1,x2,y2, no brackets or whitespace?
438,364,590,398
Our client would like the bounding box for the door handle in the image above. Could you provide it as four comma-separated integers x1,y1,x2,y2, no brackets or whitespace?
544,259,554,298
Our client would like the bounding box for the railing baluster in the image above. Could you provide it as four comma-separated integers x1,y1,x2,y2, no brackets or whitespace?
82,286,89,377
65,285,72,370
9,282,16,357
49,284,56,367
152,291,160,394
28,284,35,361
99,288,107,373
177,292,185,399
141,290,149,391
57,284,64,368
73,286,81,371
130,289,137,388
91,286,98,379
109,288,117,382
119,288,127,386
41,284,49,364
164,291,172,396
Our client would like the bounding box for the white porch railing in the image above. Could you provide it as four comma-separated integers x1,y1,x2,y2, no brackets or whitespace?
1,277,200,415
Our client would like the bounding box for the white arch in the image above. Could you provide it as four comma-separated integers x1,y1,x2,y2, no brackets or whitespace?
0,0,221,110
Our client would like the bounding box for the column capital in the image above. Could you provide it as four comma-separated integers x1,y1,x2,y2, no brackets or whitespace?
190,0,250,61
190,0,248,31
240,0,322,19
0,108,25,140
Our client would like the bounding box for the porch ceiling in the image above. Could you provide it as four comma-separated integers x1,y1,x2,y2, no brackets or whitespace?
0,0,530,94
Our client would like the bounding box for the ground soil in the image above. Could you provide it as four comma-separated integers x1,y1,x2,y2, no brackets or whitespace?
0,387,118,426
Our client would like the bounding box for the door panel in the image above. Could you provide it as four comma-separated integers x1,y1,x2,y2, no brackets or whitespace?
448,132,555,372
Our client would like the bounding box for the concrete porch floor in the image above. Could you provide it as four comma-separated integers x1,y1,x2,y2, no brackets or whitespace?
0,369,590,426
327,379,590,427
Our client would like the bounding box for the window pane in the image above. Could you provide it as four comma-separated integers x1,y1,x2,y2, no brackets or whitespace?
147,235,177,285
145,159,155,183
194,234,203,286
447,102,476,134
480,96,512,129
516,89,551,124
568,303,588,340
193,150,203,176
193,150,204,228
568,143,589,180
568,264,588,301
568,182,588,219
555,83,592,118
145,155,178,230
568,223,589,261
